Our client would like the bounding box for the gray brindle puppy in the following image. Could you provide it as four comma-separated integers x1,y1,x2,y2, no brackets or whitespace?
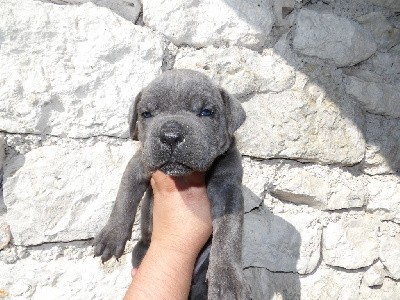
94,69,247,299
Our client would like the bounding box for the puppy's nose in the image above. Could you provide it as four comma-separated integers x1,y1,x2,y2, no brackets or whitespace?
160,121,184,147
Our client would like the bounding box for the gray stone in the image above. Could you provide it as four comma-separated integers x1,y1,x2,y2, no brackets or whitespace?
268,161,367,210
363,114,400,175
41,0,142,22
322,216,380,269
236,91,365,165
142,0,275,50
357,12,400,51
174,46,296,97
367,175,400,223
243,207,322,274
367,0,400,12
0,0,164,138
293,9,377,67
345,70,400,118
3,141,139,245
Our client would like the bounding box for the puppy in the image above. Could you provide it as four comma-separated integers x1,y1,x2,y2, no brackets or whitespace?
94,69,247,299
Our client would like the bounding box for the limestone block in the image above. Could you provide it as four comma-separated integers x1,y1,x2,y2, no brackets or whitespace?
300,263,363,300
367,0,400,12
0,0,164,138
293,9,377,67
142,0,275,50
243,207,322,274
363,114,400,175
357,12,400,51
379,221,400,280
363,261,386,287
345,70,400,118
268,161,367,210
0,243,132,300
359,278,400,300
3,141,139,245
41,0,141,22
174,46,296,97
322,216,380,269
367,175,400,224
236,91,365,165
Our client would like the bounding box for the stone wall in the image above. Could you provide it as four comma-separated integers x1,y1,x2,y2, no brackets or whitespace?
0,0,399,299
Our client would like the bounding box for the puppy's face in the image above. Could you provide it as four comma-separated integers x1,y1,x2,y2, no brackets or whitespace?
130,69,245,176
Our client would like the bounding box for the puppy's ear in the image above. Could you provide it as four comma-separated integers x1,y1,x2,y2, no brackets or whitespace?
220,88,246,136
128,91,141,140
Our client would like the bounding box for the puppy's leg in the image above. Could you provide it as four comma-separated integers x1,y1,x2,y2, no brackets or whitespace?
94,150,150,263
132,187,153,268
206,146,246,300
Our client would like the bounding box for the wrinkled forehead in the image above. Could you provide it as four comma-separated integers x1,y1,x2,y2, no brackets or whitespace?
140,70,223,110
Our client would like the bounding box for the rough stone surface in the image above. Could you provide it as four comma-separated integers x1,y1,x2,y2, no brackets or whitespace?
142,0,275,50
174,46,296,97
0,133,4,170
345,70,400,118
359,278,400,300
41,0,142,22
363,113,400,175
293,9,377,67
243,207,322,275
322,216,380,269
367,0,400,12
236,90,365,165
357,12,400,51
3,141,139,245
0,0,164,138
362,261,386,287
367,175,400,223
0,223,10,250
268,161,367,210
379,221,400,280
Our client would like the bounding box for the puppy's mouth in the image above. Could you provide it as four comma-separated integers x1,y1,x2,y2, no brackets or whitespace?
159,162,193,177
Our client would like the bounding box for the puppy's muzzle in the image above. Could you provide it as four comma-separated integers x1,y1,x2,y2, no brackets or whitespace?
160,120,184,150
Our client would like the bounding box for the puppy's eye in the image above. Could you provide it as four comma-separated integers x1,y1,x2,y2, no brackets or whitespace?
198,109,214,117
141,111,153,118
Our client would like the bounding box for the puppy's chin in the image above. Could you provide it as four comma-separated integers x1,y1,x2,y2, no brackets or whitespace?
159,162,193,177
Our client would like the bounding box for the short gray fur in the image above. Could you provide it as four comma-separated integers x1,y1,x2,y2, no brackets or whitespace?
94,69,248,299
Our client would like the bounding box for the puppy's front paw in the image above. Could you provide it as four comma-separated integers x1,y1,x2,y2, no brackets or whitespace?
207,263,246,300
93,223,131,263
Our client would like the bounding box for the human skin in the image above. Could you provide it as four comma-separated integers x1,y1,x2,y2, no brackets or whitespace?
124,170,212,300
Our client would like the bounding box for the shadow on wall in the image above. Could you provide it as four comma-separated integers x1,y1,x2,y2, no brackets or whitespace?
242,186,301,300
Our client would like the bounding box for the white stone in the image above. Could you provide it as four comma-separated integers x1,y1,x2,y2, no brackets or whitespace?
345,70,400,118
0,133,4,170
268,161,367,210
3,141,139,245
293,9,377,67
236,91,365,165
322,216,380,269
41,0,142,22
142,0,275,50
367,175,400,224
243,207,322,274
363,261,386,287
363,114,400,175
357,12,400,51
0,243,132,300
0,222,11,250
359,278,400,300
174,46,296,97
0,0,164,138
379,221,400,280
300,263,363,300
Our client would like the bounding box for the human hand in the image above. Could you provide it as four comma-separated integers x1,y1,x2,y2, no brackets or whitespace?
149,170,212,255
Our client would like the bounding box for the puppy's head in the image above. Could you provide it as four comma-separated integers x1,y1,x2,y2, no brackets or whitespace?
129,69,246,176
